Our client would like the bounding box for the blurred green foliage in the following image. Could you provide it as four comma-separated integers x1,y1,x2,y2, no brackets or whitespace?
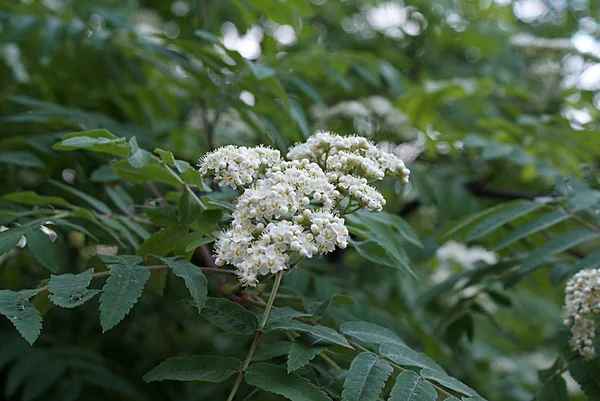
0,0,599,400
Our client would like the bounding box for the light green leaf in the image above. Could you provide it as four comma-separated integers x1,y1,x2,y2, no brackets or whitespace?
566,190,600,212
154,148,176,166
52,135,129,157
341,352,393,401
0,290,42,344
128,136,152,168
181,166,203,187
111,159,181,186
0,151,44,168
521,230,600,273
388,370,437,401
143,355,241,382
420,368,481,397
4,191,71,208
50,179,112,214
350,239,414,276
25,228,60,273
379,343,445,372
465,201,543,242
201,297,258,335
340,321,404,346
136,225,189,257
99,264,150,332
287,336,329,372
47,268,99,308
245,362,332,401
492,212,567,251
159,257,207,312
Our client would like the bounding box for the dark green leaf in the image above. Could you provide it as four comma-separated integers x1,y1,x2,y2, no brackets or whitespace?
201,297,258,335
287,336,330,372
0,290,42,344
25,228,60,273
341,352,393,401
111,160,181,186
136,225,189,256
245,362,332,401
99,264,150,332
340,321,404,346
143,356,241,382
388,370,437,401
179,191,200,224
159,257,207,312
492,212,567,251
4,191,71,208
50,180,112,214
465,201,543,242
47,268,99,308
0,151,44,168
106,186,134,215
128,136,152,168
379,343,445,372
143,206,178,227
420,368,480,397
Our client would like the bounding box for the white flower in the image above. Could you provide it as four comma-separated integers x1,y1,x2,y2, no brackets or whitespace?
564,269,600,360
203,131,410,286
199,145,280,188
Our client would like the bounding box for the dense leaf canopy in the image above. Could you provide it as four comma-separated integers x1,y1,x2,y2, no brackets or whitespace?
0,0,599,400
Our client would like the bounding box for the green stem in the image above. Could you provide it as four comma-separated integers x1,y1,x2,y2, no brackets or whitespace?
226,271,284,401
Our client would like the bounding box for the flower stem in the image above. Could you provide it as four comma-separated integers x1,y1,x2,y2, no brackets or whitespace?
226,271,284,401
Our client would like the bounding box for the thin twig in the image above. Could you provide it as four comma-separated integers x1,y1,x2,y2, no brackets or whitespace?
226,271,284,401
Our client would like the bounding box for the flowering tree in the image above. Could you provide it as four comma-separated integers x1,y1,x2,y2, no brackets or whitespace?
0,0,599,400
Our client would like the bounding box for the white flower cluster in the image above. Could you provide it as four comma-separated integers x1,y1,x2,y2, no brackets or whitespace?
199,145,281,189
200,132,409,286
564,269,600,360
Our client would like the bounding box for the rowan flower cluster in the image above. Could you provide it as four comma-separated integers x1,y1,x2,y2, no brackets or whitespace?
563,269,600,360
200,131,410,286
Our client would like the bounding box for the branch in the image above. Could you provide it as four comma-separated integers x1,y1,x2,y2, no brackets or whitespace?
37,264,236,293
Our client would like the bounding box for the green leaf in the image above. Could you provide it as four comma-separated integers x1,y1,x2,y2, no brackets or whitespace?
52,135,129,157
143,206,178,227
262,307,312,327
201,297,258,335
465,201,543,242
0,290,42,344
535,374,568,401
128,136,152,168
136,225,189,256
521,230,600,273
346,210,423,248
154,148,177,166
253,341,293,362
111,159,181,186
61,129,118,140
245,362,332,401
0,151,44,168
244,59,275,80
4,191,71,208
379,343,445,372
309,294,355,321
566,190,600,212
340,321,404,346
350,240,414,277
25,228,60,273
179,191,200,224
388,370,437,401
267,320,351,348
420,368,480,397
341,352,393,401
492,212,567,251
50,180,112,214
577,249,600,270
181,166,203,187
105,186,134,215
99,264,150,332
443,202,514,239
0,226,27,256
567,357,600,399
287,336,330,372
183,232,214,252
47,268,99,308
143,355,241,382
158,257,207,312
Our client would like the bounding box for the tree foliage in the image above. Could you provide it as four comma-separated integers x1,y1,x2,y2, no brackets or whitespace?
0,0,599,400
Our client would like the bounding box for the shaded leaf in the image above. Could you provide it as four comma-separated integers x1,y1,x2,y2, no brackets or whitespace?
0,290,42,344
420,368,480,398
201,297,258,335
388,370,437,401
340,321,404,346
143,355,241,382
47,268,99,308
25,228,60,273
159,257,207,312
341,352,392,401
287,336,329,373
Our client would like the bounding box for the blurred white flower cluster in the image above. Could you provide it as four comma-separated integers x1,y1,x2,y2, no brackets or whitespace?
564,269,600,360
200,131,410,286
432,241,498,284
